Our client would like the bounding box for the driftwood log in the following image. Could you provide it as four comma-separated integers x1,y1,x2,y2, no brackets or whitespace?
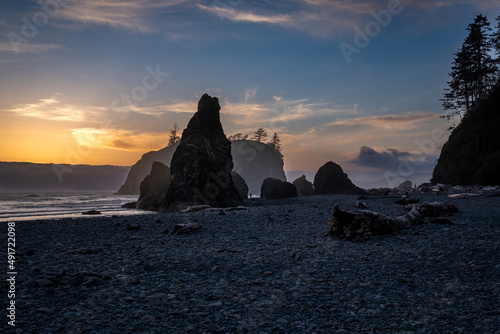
328,201,458,240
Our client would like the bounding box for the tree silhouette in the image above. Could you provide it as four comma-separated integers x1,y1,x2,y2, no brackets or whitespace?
267,132,283,161
228,133,248,140
252,128,267,142
441,14,498,125
168,123,181,146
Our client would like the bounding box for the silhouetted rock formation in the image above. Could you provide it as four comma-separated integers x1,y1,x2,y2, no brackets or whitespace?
398,180,412,189
136,161,170,210
232,171,249,200
116,140,285,196
260,177,297,200
231,140,286,195
116,143,178,195
161,94,242,211
313,161,366,195
292,175,315,196
432,86,500,185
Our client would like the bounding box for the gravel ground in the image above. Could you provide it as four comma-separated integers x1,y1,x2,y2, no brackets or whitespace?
1,194,499,334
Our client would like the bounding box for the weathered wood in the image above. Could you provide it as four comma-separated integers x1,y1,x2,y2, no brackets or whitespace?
328,201,459,240
172,223,202,235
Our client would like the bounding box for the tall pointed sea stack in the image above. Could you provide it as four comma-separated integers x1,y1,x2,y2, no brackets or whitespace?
161,94,242,211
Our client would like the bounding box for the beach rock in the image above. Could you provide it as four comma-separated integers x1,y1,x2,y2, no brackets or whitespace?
260,178,297,200
136,161,170,210
127,224,141,231
121,202,137,209
82,210,101,215
432,86,500,185
292,175,315,196
161,94,243,211
399,180,412,189
313,161,366,195
232,171,249,200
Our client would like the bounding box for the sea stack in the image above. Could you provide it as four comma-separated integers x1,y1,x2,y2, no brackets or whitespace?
161,94,242,211
313,161,366,195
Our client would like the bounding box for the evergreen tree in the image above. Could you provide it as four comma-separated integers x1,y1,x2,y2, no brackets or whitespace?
228,133,248,140
252,128,267,142
442,14,497,123
267,132,283,161
168,123,181,146
492,15,500,72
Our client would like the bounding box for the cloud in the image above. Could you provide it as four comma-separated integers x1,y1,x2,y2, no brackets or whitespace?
6,95,105,122
320,112,440,133
198,4,291,24
0,42,63,54
350,146,410,169
350,145,436,173
71,128,169,151
199,0,496,38
58,0,190,32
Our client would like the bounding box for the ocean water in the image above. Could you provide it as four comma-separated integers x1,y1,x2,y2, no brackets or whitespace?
0,192,154,222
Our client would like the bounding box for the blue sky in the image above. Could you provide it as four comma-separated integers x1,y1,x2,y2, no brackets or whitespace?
0,0,498,180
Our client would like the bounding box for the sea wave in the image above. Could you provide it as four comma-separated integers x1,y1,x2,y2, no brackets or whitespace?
0,192,153,222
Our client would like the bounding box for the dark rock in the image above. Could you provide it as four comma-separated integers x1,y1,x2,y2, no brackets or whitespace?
313,161,366,195
232,171,249,200
161,94,243,211
136,161,170,210
37,278,54,288
121,202,137,209
260,178,297,200
432,85,500,185
117,143,179,195
292,175,315,196
127,224,141,231
82,210,101,215
398,180,412,189
116,139,285,196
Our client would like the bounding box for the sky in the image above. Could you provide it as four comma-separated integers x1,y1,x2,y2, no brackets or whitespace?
1,0,499,181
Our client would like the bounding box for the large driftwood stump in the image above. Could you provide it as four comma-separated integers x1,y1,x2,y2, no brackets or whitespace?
328,201,458,240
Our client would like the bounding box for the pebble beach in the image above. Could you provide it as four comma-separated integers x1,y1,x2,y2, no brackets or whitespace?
2,194,499,333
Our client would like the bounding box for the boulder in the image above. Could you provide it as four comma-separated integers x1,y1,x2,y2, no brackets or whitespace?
232,171,249,200
161,94,243,211
292,175,315,196
398,180,412,189
136,161,170,210
313,161,365,195
260,177,297,200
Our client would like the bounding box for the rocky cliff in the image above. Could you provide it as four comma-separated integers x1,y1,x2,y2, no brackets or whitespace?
432,86,500,185
117,140,285,196
0,162,130,192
